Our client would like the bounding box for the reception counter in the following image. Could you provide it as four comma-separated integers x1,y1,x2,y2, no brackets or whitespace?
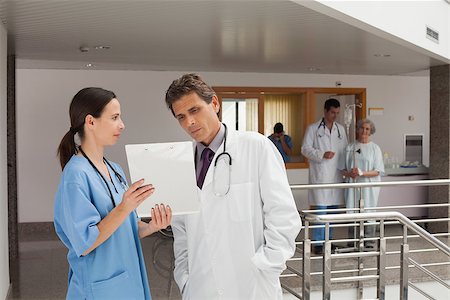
289,167,430,218
384,166,429,176
378,167,429,218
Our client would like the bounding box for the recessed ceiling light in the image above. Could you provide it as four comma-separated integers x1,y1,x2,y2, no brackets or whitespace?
308,67,320,71
374,54,391,57
79,46,89,53
94,45,111,50
85,63,95,68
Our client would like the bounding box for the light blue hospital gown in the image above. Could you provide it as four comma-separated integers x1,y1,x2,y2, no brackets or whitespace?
54,155,151,300
345,141,385,211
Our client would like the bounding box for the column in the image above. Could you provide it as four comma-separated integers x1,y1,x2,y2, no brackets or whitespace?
429,64,450,233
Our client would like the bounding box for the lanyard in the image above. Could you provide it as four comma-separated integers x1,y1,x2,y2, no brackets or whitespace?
79,147,117,208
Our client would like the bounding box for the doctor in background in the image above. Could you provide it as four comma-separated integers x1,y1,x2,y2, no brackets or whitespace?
268,122,293,163
165,73,301,300
301,98,348,255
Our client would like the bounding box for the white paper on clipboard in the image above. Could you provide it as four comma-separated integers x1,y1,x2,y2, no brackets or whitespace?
125,141,200,217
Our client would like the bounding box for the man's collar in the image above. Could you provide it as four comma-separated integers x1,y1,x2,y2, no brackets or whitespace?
196,123,225,155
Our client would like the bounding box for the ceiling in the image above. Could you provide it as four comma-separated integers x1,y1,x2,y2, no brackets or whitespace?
0,0,447,75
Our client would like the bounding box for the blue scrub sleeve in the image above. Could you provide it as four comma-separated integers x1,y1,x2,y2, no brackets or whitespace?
61,182,101,257
286,135,293,149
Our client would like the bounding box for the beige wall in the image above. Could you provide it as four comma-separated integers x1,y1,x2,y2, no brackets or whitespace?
16,69,429,222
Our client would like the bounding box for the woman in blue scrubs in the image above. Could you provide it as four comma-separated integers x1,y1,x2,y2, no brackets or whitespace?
54,87,171,299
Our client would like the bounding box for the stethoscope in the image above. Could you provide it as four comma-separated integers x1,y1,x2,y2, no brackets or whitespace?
79,147,128,208
214,123,232,168
317,118,342,139
196,123,232,197
214,123,233,196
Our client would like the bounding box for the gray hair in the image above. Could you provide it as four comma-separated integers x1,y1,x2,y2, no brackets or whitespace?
356,118,376,135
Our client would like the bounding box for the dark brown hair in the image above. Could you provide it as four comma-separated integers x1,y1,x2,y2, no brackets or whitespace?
57,87,116,170
324,98,341,111
165,73,216,116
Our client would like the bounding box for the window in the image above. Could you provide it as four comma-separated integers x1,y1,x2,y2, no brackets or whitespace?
215,87,366,169
263,94,306,163
221,98,258,132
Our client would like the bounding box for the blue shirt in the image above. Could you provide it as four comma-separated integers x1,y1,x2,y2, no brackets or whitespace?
268,134,293,162
54,155,151,300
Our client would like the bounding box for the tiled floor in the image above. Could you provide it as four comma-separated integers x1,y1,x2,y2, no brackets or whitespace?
7,228,299,300
7,224,450,299
8,229,181,300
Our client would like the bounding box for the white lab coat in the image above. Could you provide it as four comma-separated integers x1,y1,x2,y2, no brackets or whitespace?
172,128,301,300
301,119,348,206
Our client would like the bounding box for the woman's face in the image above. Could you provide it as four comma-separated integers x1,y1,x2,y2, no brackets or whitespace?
357,122,371,142
92,98,125,146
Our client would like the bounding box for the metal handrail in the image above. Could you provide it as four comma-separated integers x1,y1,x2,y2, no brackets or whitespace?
408,257,450,289
283,179,450,299
294,261,450,277
301,202,450,213
303,211,450,256
291,178,450,190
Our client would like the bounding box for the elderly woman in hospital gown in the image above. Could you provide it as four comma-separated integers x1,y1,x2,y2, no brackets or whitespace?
342,119,384,249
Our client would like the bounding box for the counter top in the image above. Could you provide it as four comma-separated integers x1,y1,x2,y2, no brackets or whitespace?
384,166,429,176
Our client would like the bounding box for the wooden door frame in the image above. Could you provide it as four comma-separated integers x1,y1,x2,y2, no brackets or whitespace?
214,86,367,169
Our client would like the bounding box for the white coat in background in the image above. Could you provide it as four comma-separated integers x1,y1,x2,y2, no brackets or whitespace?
301,119,348,206
172,128,302,300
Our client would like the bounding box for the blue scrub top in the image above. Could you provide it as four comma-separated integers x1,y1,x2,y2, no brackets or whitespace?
54,155,151,300
268,134,293,163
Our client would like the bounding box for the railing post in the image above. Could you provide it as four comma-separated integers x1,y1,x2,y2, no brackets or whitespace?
323,223,331,300
301,208,450,300
400,225,409,300
302,220,311,300
377,220,386,300
357,188,364,300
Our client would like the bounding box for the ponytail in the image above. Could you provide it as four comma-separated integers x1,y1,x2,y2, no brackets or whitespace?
57,129,77,170
57,87,116,170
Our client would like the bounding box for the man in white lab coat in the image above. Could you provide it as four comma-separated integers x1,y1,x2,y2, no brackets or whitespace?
301,99,348,255
165,73,302,300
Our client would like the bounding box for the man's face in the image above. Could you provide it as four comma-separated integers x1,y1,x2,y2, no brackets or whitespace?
274,132,283,138
324,106,340,123
172,92,221,145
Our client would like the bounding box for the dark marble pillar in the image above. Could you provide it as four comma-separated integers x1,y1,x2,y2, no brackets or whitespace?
7,54,18,263
429,64,450,234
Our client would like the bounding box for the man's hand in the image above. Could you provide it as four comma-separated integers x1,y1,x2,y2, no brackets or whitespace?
274,132,284,141
323,151,335,159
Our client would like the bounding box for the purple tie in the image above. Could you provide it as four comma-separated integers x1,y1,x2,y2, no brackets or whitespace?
197,148,215,189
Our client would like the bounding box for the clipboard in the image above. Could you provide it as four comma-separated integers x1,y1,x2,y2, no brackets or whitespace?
125,141,200,217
